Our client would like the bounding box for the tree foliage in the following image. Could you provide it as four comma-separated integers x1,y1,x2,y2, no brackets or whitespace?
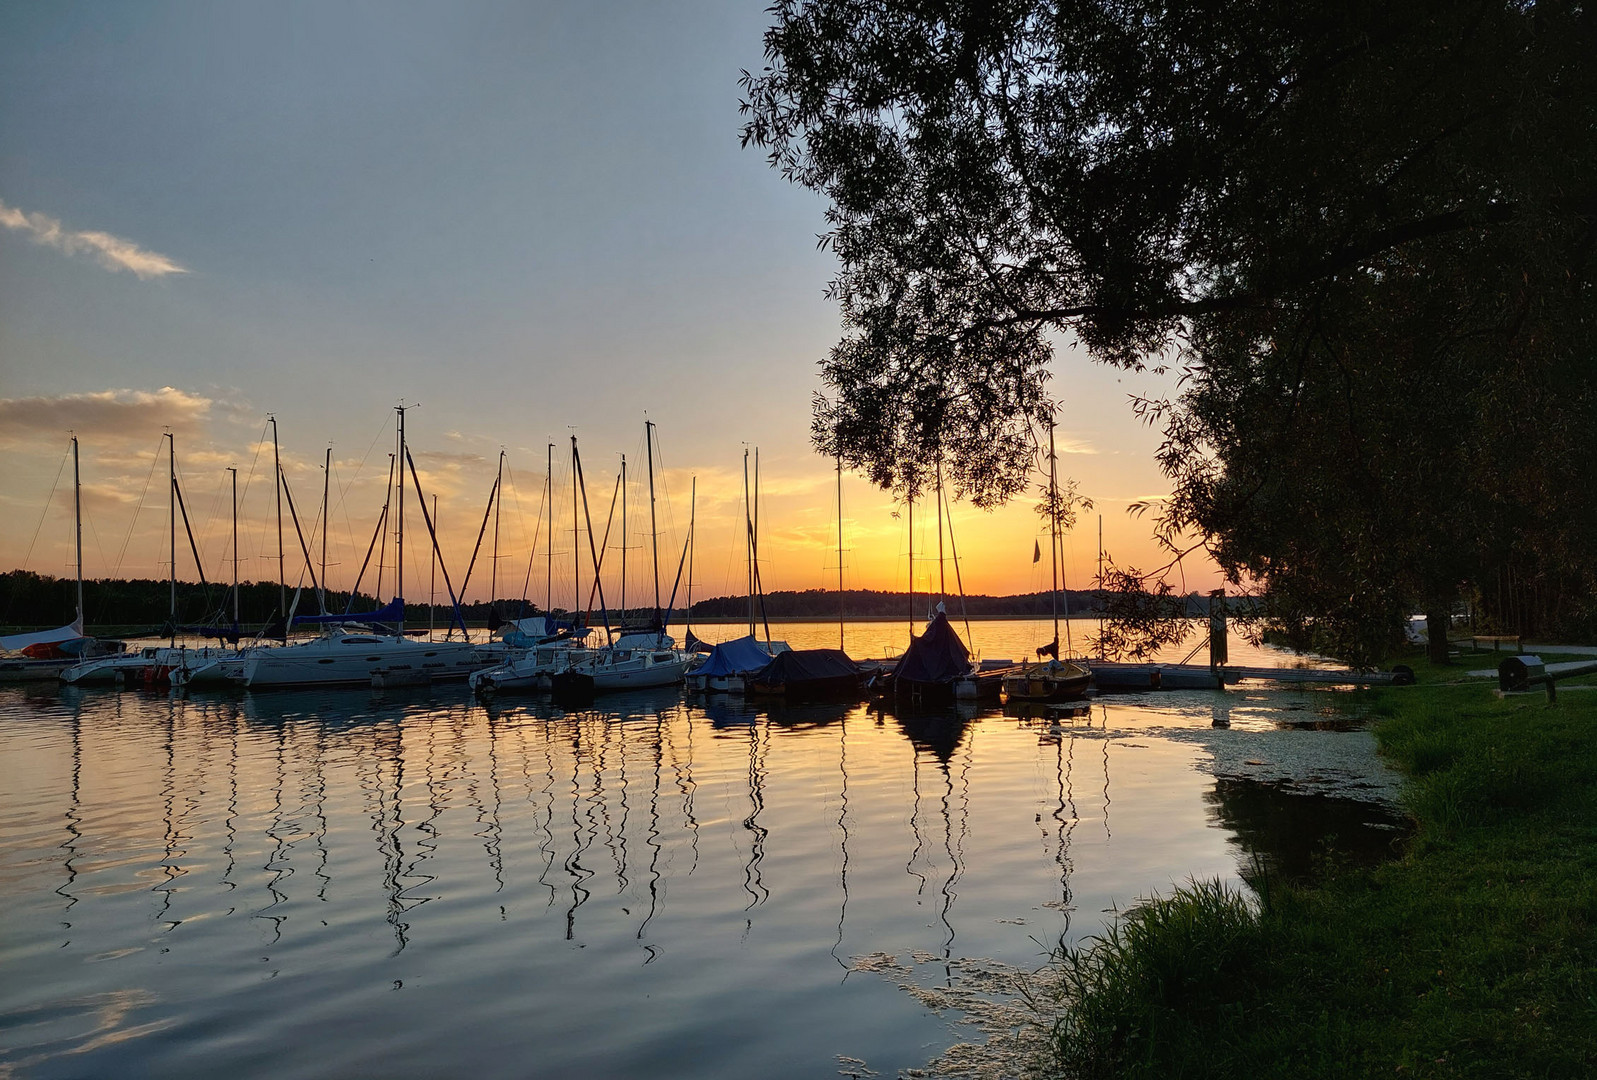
743,0,1597,662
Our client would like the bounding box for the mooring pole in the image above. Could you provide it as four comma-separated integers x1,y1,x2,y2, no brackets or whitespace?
1209,588,1229,688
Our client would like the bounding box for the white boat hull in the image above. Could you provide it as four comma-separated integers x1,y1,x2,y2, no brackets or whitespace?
244,634,482,688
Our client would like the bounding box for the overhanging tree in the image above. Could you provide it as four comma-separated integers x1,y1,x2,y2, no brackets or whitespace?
742,0,1597,664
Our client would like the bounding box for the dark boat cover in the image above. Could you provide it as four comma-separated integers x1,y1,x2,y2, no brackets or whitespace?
895,612,971,685
692,635,775,677
752,648,859,685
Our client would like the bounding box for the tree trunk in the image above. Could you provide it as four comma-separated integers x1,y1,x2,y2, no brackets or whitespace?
1426,601,1452,666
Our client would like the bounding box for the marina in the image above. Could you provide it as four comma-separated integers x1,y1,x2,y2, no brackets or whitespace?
0,621,1405,1079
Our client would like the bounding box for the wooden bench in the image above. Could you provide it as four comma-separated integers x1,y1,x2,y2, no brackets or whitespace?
1468,634,1523,653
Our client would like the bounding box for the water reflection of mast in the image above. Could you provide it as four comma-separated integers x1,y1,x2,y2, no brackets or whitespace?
1100,706,1113,841
564,718,594,940
670,702,701,874
400,708,444,923
935,755,963,970
830,713,852,971
1058,729,1080,928
582,715,614,894
936,727,973,971
637,710,664,964
360,719,410,953
740,717,769,913
523,716,559,908
309,719,332,902
907,751,928,898
256,718,292,945
479,709,507,903
608,718,631,894
222,705,240,911
55,706,84,944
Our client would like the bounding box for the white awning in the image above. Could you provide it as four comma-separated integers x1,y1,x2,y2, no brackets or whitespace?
0,618,84,653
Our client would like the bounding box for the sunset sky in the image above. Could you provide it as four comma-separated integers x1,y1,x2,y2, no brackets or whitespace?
0,1,1214,615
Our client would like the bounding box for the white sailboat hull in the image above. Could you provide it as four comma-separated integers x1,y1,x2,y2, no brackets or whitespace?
243,634,482,688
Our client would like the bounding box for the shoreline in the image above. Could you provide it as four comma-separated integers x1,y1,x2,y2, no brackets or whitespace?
1029,647,1597,1077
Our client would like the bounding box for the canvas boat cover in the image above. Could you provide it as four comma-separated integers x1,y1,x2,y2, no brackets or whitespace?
894,611,971,685
294,598,404,626
0,618,84,653
752,648,859,684
692,635,775,678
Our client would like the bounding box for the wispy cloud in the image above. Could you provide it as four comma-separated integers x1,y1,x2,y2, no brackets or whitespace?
0,197,188,278
0,387,213,446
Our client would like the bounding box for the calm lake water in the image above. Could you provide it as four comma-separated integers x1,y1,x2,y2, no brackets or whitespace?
0,620,1404,1079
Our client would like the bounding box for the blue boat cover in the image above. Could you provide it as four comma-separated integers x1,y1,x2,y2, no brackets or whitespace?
692,635,775,677
894,611,970,685
294,598,404,626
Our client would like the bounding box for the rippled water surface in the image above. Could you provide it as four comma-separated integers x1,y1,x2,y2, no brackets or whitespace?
0,621,1404,1078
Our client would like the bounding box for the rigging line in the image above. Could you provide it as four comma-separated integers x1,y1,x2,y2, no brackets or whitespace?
110,436,163,578
942,485,974,645
326,416,395,580
15,440,71,580
584,470,623,618
648,425,679,568
501,461,530,606
518,472,547,607
235,420,270,580
457,471,501,602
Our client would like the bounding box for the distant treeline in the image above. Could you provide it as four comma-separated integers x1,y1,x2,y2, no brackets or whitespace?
2,570,1233,632
687,588,1222,620
0,570,562,633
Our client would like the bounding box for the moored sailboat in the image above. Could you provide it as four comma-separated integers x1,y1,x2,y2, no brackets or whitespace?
1001,420,1091,704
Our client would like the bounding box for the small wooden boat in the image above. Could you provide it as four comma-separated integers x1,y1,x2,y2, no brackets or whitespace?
1000,658,1093,703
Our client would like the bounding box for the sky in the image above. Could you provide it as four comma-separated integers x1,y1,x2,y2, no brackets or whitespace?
0,1,1215,618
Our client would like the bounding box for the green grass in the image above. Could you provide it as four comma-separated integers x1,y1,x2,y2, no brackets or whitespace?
1041,650,1597,1079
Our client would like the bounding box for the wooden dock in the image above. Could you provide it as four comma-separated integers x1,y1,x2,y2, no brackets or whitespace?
1227,665,1409,686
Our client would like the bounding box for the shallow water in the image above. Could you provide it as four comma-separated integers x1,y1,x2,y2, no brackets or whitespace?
0,622,1403,1079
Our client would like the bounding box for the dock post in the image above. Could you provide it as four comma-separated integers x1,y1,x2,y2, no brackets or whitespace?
1209,589,1228,689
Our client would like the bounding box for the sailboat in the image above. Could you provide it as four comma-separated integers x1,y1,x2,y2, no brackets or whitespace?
742,455,864,701
1001,420,1091,704
685,448,792,692
469,441,599,694
7,436,127,682
242,407,483,688
552,423,695,697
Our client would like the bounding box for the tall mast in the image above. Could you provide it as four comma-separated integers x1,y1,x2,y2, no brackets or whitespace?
320,446,331,614
1097,514,1104,660
395,404,407,635
571,436,580,621
1049,420,1059,651
72,435,83,628
491,449,504,613
936,459,946,604
430,494,438,638
686,476,696,645
168,431,177,645
571,435,611,638
271,415,285,622
545,441,554,615
645,420,660,628
229,466,239,629
743,448,753,636
620,453,628,619
907,479,914,641
754,447,764,644
836,456,844,652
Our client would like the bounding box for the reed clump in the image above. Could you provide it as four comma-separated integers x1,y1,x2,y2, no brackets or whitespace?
1039,654,1597,1079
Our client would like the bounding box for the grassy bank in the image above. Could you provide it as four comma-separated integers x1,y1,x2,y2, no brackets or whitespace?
1040,651,1597,1079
